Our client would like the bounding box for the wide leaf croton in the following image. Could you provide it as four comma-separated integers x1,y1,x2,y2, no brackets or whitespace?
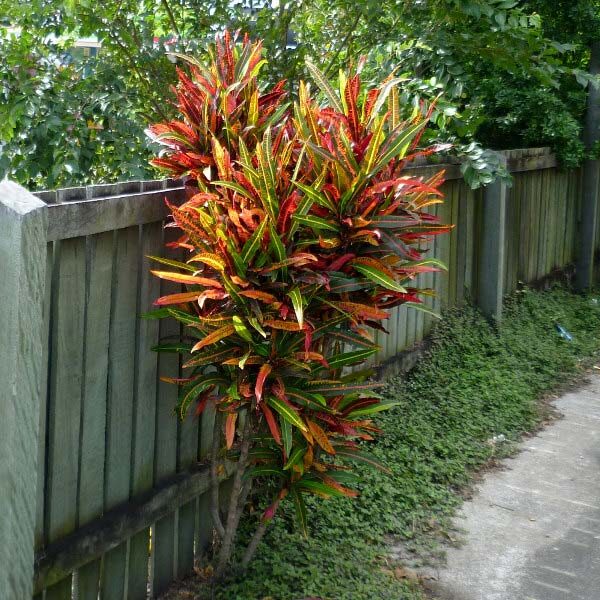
147,30,450,577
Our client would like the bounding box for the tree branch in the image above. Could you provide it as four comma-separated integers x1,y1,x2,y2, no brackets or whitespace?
210,424,226,539
240,494,283,570
160,0,181,38
214,415,252,578
323,12,362,78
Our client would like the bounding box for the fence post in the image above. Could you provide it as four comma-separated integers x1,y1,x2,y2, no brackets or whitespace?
477,155,507,321
0,181,48,598
576,40,600,291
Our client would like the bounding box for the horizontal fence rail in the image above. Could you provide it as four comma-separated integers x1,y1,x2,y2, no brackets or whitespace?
0,147,596,599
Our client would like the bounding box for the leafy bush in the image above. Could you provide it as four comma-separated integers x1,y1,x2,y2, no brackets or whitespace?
148,31,449,577
474,74,587,168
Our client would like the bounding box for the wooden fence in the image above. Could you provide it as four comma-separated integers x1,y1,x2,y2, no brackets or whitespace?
0,147,596,599
368,147,590,370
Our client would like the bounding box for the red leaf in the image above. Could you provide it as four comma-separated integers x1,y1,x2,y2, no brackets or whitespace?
255,363,272,403
326,253,356,272
260,402,282,445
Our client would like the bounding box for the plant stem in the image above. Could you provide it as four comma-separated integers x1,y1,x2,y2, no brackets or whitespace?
210,425,225,539
214,415,252,578
240,496,282,570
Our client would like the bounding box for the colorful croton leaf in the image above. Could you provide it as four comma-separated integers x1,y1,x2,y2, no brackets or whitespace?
148,30,450,576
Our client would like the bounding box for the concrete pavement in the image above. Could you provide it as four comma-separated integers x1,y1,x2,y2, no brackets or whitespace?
427,372,600,600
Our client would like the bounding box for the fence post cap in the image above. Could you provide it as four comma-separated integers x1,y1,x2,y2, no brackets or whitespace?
0,179,47,216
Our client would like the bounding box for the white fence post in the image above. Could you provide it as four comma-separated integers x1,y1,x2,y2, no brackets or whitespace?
0,181,48,598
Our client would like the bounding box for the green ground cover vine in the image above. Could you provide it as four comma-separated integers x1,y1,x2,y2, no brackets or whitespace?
161,285,600,599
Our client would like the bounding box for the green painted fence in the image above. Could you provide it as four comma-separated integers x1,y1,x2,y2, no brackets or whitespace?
0,147,596,599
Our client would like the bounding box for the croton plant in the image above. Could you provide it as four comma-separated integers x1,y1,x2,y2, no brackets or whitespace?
147,31,450,577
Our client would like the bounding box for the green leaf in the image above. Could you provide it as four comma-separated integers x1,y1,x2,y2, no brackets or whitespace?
292,214,340,232
286,387,328,410
294,479,347,498
150,342,192,353
405,301,441,319
291,488,308,537
402,257,448,271
283,444,305,470
213,180,255,200
241,218,268,264
370,119,428,177
178,375,227,419
306,381,384,396
352,263,407,293
248,316,268,338
327,348,378,369
305,58,344,114
293,181,336,213
266,396,307,431
246,466,286,479
232,315,253,342
288,287,304,328
281,418,293,458
345,400,400,419
147,255,196,272
334,448,392,474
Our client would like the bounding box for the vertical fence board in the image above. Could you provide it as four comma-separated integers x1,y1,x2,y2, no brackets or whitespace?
177,412,199,579
448,182,460,306
128,222,163,600
456,188,468,304
196,402,216,556
152,227,180,596
102,226,140,600
77,231,114,600
36,244,53,550
46,237,87,600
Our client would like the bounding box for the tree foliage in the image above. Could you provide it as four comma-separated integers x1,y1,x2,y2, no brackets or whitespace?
1,0,599,189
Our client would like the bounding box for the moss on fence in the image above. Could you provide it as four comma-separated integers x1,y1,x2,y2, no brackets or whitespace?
166,285,600,600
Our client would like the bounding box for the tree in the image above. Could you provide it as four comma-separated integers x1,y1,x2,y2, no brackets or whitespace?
2,0,597,190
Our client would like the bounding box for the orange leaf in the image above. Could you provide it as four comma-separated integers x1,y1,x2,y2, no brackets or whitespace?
151,270,223,288
263,320,302,331
321,475,358,497
154,291,201,306
239,290,281,305
225,413,237,450
191,324,235,353
307,420,336,455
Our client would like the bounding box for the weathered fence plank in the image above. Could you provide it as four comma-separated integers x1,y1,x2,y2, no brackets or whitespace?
77,231,114,600
46,187,184,242
45,236,87,600
103,226,140,600
477,156,507,320
128,221,162,600
152,227,181,596
33,464,233,593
